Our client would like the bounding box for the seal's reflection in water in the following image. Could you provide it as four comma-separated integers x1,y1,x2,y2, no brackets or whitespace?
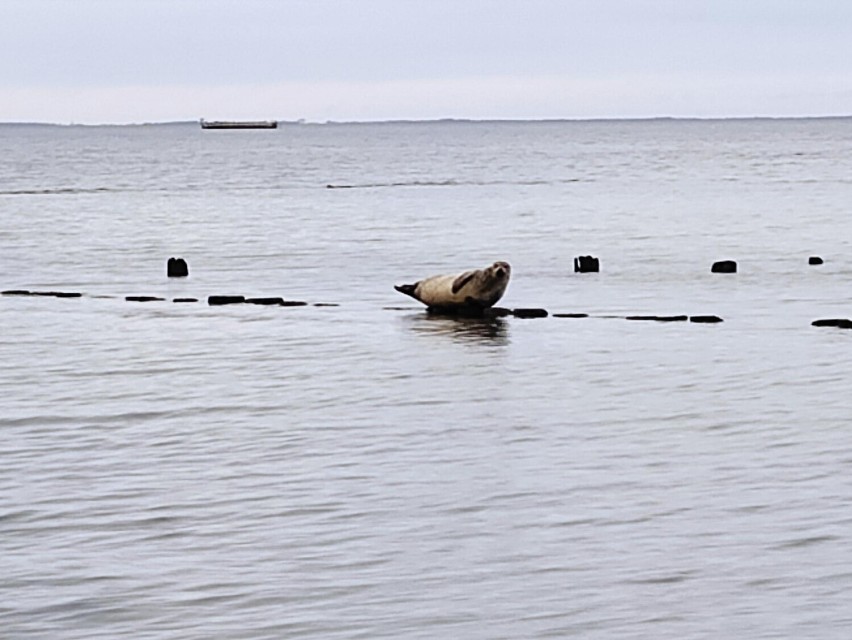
405,312,510,346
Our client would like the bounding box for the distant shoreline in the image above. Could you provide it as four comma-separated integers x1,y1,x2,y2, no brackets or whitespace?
1,115,850,127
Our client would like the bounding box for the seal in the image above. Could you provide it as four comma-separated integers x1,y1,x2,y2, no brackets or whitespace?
394,261,511,311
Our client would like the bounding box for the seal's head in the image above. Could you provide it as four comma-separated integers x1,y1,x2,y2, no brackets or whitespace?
468,261,511,306
489,261,511,282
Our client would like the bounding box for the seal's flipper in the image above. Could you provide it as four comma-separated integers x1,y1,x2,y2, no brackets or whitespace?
394,283,419,300
451,270,476,294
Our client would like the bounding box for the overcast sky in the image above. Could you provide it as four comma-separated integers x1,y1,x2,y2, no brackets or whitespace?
1,0,850,123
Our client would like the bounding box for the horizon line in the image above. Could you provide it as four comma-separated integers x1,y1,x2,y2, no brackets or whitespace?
2,114,851,127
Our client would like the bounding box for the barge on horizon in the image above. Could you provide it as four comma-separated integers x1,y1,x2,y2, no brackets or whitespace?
200,119,278,130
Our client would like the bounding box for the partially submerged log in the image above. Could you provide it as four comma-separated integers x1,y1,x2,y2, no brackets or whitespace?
812,318,852,329
626,315,688,322
690,315,724,323
208,295,246,306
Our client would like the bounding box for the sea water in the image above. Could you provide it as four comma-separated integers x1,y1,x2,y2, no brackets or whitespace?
2,118,852,639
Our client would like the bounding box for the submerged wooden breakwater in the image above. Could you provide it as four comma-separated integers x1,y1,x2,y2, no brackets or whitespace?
0,288,731,325
1,289,733,325
6,287,852,329
5,253,850,328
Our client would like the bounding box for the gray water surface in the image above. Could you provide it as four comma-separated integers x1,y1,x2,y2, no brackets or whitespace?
2,119,852,639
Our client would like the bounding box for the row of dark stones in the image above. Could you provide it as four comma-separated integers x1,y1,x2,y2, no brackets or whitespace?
574,256,825,274
426,305,724,323
144,295,319,307
431,310,852,328
1,290,721,322
7,290,849,329
1,290,319,307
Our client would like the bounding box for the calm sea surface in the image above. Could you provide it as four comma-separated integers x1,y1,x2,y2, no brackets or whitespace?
2,119,852,639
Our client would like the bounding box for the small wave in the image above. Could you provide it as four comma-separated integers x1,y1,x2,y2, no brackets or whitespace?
327,179,460,189
627,571,695,585
325,177,582,190
0,186,114,196
774,534,840,550
0,409,176,428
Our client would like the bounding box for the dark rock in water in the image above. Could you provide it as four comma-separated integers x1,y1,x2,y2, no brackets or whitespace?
427,305,482,317
173,297,198,303
33,291,83,298
512,308,549,318
208,295,246,305
574,255,600,273
626,315,688,322
690,315,724,323
809,256,824,265
553,313,589,318
2,290,31,296
426,304,506,318
126,295,164,302
167,257,189,278
244,297,307,307
711,260,737,273
812,318,852,328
